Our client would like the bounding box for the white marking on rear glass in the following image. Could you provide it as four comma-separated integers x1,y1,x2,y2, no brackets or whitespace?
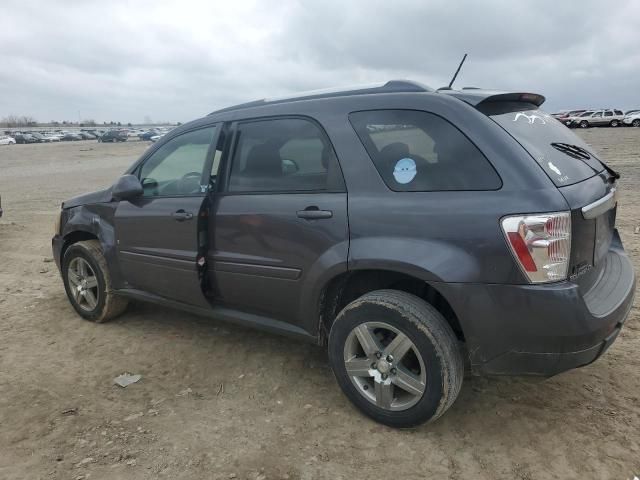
548,161,562,176
514,112,547,124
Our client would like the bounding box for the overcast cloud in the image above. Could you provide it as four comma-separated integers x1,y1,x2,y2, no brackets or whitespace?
1,0,639,123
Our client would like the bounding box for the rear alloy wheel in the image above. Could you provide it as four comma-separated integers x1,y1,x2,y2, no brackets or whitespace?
633,119,640,128
328,290,463,428
610,120,619,127
579,120,589,128
62,240,128,322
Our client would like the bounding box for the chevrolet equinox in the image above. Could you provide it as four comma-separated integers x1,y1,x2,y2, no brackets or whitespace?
52,81,636,427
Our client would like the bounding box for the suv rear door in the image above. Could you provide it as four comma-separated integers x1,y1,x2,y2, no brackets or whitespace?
591,110,605,126
208,116,348,331
114,125,218,307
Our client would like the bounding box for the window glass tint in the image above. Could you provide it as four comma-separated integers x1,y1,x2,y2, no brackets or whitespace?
139,126,216,197
228,118,343,193
604,111,613,117
593,111,603,118
614,110,623,115
349,110,501,191
490,109,604,187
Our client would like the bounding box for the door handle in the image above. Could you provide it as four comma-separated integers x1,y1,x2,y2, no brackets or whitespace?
172,209,194,221
296,207,333,220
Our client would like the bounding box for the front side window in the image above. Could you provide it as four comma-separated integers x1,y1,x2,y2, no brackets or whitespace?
139,126,216,197
604,111,613,117
228,118,343,193
593,111,603,118
349,110,501,191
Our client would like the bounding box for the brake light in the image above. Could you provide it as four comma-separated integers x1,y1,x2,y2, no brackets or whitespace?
501,212,571,283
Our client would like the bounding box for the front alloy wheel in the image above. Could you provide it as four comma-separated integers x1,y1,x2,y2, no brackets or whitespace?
67,257,99,311
62,240,128,322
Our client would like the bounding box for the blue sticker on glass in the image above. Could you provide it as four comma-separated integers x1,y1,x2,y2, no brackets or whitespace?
393,158,417,184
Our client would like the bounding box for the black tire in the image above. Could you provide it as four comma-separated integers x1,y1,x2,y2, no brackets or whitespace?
579,120,589,128
610,120,619,127
328,290,464,428
633,119,640,128
62,240,128,323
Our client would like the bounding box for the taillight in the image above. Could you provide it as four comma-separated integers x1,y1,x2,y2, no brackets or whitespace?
501,212,571,283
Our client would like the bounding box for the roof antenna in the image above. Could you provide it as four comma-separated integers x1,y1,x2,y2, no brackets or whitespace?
447,53,468,89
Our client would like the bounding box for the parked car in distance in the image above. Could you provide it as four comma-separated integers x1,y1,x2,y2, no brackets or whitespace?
98,130,128,142
61,133,83,141
78,132,96,140
52,80,635,428
0,135,16,145
149,133,166,142
553,109,587,125
624,109,640,116
27,132,47,143
138,130,160,141
43,133,61,142
569,109,625,128
12,133,38,144
623,111,640,127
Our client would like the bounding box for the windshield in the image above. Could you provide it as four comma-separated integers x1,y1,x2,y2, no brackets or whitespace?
490,109,605,187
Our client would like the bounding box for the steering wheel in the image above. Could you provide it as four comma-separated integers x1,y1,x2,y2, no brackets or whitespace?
177,171,202,194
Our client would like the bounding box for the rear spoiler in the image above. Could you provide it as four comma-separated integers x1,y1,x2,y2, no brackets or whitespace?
439,89,545,108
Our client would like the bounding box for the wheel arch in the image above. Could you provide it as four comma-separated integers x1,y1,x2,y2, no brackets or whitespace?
60,204,124,287
317,267,465,346
61,229,99,263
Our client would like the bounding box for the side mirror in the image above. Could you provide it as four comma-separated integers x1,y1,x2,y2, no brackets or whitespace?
112,174,143,201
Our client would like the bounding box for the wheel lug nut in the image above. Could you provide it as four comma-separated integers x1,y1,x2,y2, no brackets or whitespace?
375,352,382,359
391,368,397,375
381,373,388,380
371,362,377,369
386,355,393,363
363,384,369,391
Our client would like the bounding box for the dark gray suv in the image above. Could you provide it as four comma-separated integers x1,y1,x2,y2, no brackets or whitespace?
52,81,635,427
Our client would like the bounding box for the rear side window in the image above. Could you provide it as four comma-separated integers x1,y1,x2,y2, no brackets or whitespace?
490,109,604,186
228,118,343,193
349,110,501,191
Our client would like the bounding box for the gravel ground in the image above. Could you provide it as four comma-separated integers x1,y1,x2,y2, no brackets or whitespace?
0,130,638,479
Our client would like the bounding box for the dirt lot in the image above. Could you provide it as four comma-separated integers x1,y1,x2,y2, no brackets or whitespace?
1,130,639,480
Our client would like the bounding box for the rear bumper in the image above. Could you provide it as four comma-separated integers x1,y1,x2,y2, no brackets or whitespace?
436,230,635,376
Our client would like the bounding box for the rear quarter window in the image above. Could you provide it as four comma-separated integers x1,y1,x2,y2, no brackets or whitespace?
349,110,501,191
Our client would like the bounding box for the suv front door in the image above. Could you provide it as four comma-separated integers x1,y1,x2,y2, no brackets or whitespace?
115,125,218,307
208,117,349,332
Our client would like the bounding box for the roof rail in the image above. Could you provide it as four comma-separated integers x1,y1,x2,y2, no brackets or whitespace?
208,80,433,115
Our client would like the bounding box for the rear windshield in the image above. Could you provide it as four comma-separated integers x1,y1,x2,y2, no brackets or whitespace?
490,109,605,186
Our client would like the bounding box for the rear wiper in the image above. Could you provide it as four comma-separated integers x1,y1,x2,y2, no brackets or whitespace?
550,142,620,179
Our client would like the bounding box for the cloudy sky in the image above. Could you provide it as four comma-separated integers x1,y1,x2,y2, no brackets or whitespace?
1,0,639,124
